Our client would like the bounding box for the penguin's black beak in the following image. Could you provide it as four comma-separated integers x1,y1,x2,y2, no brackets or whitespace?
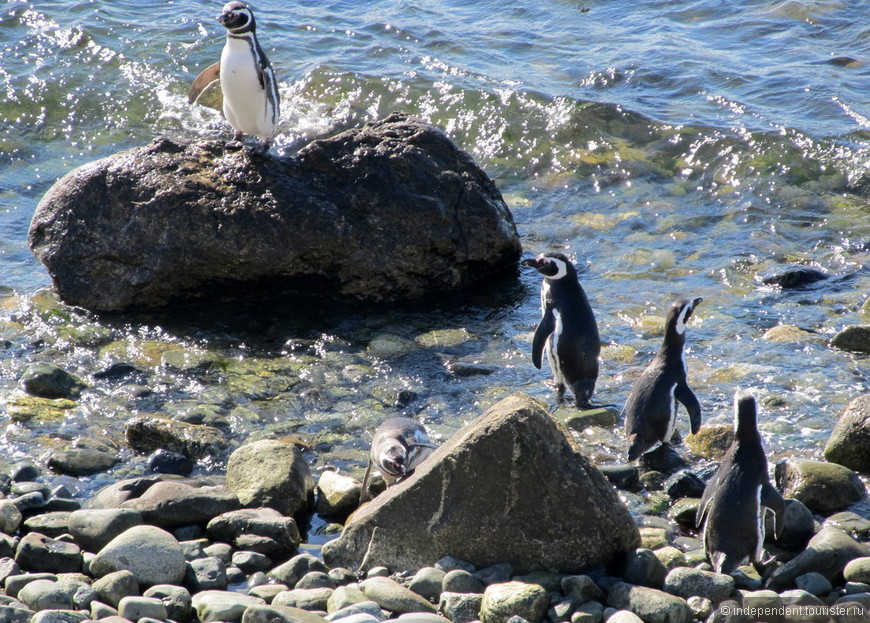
690,296,703,310
520,258,544,270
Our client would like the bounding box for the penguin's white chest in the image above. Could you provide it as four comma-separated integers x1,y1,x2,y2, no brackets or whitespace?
220,36,278,141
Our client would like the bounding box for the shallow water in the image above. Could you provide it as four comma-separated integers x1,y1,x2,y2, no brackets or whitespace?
0,0,869,507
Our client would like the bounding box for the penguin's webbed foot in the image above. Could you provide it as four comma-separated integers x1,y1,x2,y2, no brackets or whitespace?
252,140,271,156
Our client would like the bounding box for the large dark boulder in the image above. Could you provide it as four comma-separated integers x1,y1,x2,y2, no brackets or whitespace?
823,395,870,473
29,113,521,311
321,392,640,573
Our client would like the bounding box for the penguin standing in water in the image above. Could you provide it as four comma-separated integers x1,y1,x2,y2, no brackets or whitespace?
697,389,785,575
623,297,703,461
190,2,280,152
359,417,438,503
522,253,601,409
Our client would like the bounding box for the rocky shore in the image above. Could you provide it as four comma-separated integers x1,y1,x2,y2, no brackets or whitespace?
1,393,870,623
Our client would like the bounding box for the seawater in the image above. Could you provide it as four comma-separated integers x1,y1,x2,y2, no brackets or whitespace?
0,1,868,494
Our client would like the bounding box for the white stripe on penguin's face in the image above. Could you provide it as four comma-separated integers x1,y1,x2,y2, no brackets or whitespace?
539,254,568,280
675,301,692,335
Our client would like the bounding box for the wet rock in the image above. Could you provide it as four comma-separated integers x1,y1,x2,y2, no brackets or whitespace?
114,479,241,528
0,500,23,534
442,570,485,594
226,439,314,517
439,591,483,623
598,465,641,492
191,590,266,623
685,425,734,461
823,395,870,473
323,393,639,573
269,553,329,587
607,582,692,623
29,114,521,312
67,508,144,553
663,470,705,499
479,581,548,623
761,324,824,343
760,265,828,288
662,567,733,603
560,407,619,432
774,458,866,514
125,416,228,460
91,570,138,608
20,363,86,400
831,325,870,354
14,532,82,574
767,527,870,591
46,447,119,477
445,361,499,377
142,584,192,622
89,525,186,586
360,576,437,614
638,445,689,475
207,507,300,559
147,449,195,475
315,470,362,517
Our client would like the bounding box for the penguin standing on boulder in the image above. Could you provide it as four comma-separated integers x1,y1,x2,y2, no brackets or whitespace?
522,252,601,409
190,2,280,152
696,389,785,575
359,417,438,503
623,297,703,461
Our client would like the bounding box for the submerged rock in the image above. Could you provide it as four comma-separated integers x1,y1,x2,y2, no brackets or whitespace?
823,395,870,473
29,114,521,311
20,363,86,400
322,393,640,573
774,458,866,514
125,416,228,460
759,265,828,288
831,325,870,354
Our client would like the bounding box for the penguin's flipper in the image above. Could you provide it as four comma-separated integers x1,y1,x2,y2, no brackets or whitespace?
358,459,374,506
531,306,556,370
761,482,787,539
696,472,719,527
189,62,221,105
675,382,702,434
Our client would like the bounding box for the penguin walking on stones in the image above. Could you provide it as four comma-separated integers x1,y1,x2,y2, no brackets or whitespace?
522,252,601,409
359,417,438,504
190,2,280,152
696,389,785,575
623,297,703,462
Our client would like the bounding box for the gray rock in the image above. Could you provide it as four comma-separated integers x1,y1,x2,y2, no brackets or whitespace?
0,605,34,623
10,491,46,514
232,550,273,574
316,470,362,517
620,548,667,589
117,480,242,528
442,570,485,594
186,556,228,591
843,557,870,584
28,611,89,623
767,527,870,590
20,363,86,399
328,567,357,586
0,558,20,584
21,512,71,539
272,587,334,611
323,394,639,572
360,576,438,614
662,567,733,603
91,570,138,608
598,465,641,493
67,508,144,553
479,581,548,623
142,584,192,622
367,567,391,579
180,539,208,561
269,553,329,587
824,395,870,473
207,507,300,559
826,511,870,539
548,599,574,623
325,600,384,621
3,572,57,598
243,604,330,623
17,579,75,611
203,541,234,563
684,596,711,620
325,585,368,613
410,567,446,602
89,525,186,586
560,575,603,606
794,571,833,596
0,501,23,534
774,458,866,514
607,582,691,623
125,415,228,460
760,265,828,288
14,532,82,573
191,590,266,623
766,498,815,550
438,592,482,623
603,612,643,623
47,447,118,477
434,556,476,574
29,115,520,312
226,440,314,517
474,563,512,586
117,596,168,621
571,600,604,623
297,571,336,590
831,325,870,354
779,589,829,623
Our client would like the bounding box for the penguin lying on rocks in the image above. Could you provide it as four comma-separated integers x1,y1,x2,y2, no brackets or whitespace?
189,2,280,152
521,252,601,409
623,297,703,461
697,389,785,575
359,417,438,504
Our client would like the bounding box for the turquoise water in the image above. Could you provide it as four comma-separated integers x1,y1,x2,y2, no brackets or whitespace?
0,1,868,492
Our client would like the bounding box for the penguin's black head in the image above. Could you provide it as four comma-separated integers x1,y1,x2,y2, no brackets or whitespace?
378,440,407,478
219,1,255,33
733,388,759,436
520,252,575,280
668,296,703,335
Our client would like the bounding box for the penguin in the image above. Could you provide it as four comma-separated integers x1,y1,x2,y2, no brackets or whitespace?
521,252,601,409
696,389,785,575
623,296,703,461
359,417,438,503
190,2,280,152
